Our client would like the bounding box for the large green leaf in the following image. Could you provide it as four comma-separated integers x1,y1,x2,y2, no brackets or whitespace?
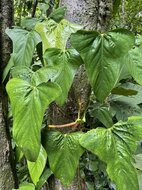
6,78,61,161
27,146,47,185
44,48,83,105
80,116,142,190
6,28,41,67
35,19,82,53
43,130,84,186
71,29,135,102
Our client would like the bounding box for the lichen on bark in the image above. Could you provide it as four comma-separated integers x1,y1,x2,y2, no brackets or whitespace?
0,0,16,189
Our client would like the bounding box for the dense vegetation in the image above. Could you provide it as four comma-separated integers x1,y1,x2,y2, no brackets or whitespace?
1,0,142,189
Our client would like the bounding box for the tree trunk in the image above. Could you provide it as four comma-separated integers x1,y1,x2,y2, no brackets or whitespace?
0,0,17,189
48,0,113,190
60,0,112,32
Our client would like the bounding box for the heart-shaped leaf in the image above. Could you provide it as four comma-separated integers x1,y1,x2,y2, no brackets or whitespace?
27,146,47,185
43,130,84,186
6,78,61,161
71,29,135,102
80,116,142,190
44,48,83,105
6,28,41,67
35,19,82,52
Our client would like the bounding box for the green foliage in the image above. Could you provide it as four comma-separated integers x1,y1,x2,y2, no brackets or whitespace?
92,106,113,128
123,0,142,33
27,146,47,185
21,18,41,30
35,19,82,53
109,82,142,121
3,28,41,81
43,130,85,186
80,116,142,190
12,183,35,190
6,78,61,161
49,7,66,22
6,28,41,67
113,0,122,16
44,48,83,105
71,29,135,102
111,0,142,33
36,168,53,190
5,4,142,189
11,65,60,85
134,154,142,171
128,45,142,85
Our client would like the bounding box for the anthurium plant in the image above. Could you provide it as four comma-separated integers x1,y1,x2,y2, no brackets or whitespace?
5,13,142,190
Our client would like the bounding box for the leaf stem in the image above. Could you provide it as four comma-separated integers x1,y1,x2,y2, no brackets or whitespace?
48,121,79,128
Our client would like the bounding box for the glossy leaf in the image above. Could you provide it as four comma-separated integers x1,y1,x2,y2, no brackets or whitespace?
44,48,83,105
27,146,47,185
71,29,135,102
80,116,142,190
6,28,41,67
93,106,113,128
6,78,61,161
43,130,84,186
35,19,82,53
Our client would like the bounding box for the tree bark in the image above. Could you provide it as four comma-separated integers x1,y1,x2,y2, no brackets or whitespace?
48,0,113,190
60,0,112,32
0,0,17,189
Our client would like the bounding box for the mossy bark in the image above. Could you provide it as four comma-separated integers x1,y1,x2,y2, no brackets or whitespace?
0,0,17,189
